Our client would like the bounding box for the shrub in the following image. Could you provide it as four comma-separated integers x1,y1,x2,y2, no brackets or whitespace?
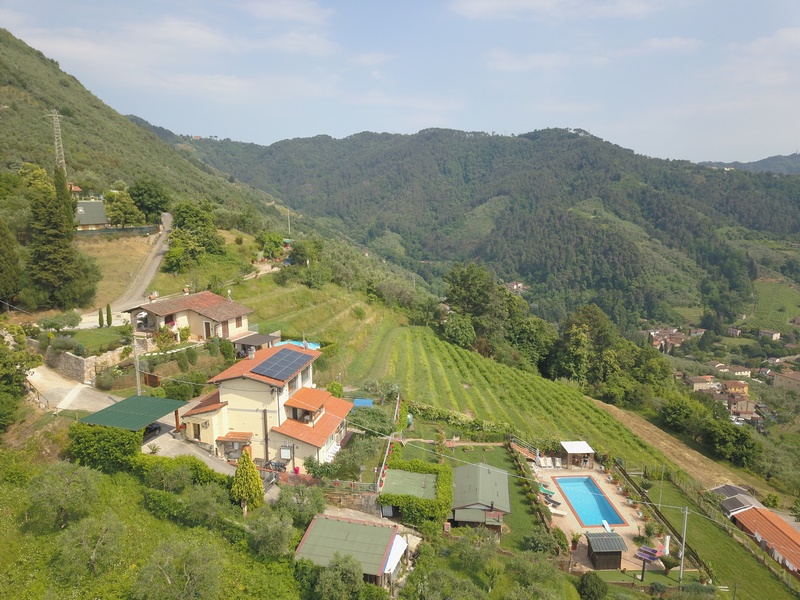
219,338,235,361
207,338,220,357
176,351,190,373
576,571,608,600
95,370,115,391
162,381,194,401
649,581,667,595
186,346,198,365
38,331,51,353
143,488,187,521
68,422,141,473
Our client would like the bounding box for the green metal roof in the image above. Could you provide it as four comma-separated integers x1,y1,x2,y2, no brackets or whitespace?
79,395,184,430
452,463,511,513
586,532,628,553
295,516,397,576
75,200,107,226
382,469,437,499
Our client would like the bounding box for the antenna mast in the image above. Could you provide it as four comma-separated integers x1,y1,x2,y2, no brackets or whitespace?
47,109,66,175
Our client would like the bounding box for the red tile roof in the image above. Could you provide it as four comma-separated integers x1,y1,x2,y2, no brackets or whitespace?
272,397,353,448
183,389,226,417
285,387,331,412
735,508,800,572
208,345,320,385
216,431,253,443
128,290,253,322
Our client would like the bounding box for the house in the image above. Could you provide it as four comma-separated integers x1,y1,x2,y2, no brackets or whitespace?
690,328,707,338
760,329,781,341
504,281,528,294
68,182,83,201
773,371,800,394
686,375,716,392
727,397,756,420
183,344,352,469
585,532,628,570
450,463,511,531
727,327,742,337
295,515,408,587
767,357,783,366
732,508,800,579
75,200,108,230
728,366,752,378
125,290,253,341
707,484,763,518
722,380,749,396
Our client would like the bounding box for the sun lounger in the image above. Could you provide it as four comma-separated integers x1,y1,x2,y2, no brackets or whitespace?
550,508,567,517
539,483,556,497
554,457,563,469
543,456,553,468
544,495,561,507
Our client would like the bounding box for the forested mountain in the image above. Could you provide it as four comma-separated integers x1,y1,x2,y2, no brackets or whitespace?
167,128,800,325
0,29,278,224
702,153,800,175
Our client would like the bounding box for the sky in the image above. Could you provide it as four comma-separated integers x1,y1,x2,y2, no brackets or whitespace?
3,0,800,162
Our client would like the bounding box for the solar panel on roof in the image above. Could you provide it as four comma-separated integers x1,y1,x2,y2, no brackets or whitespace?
251,347,312,381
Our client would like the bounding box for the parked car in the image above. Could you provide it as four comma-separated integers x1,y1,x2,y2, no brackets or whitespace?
143,422,162,440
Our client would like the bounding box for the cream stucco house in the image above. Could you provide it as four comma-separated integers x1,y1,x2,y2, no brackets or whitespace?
126,290,253,341
181,344,352,472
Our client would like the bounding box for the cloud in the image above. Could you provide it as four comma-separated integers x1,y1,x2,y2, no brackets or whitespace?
485,48,574,71
236,0,334,25
450,0,667,21
263,30,338,56
728,27,800,87
609,36,702,58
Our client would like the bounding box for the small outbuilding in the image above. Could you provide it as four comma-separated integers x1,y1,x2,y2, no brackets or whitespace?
586,532,628,570
560,440,595,469
450,463,511,532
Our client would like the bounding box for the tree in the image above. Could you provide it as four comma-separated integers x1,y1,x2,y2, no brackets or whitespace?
303,456,338,479
251,513,294,557
274,484,326,528
106,190,145,228
56,511,125,579
129,177,170,224
256,230,284,259
0,219,21,308
106,303,112,327
133,532,222,600
29,461,99,528
98,307,104,328
484,559,504,593
231,449,263,516
575,571,607,600
0,326,42,396
791,497,800,522
315,552,363,600
326,381,344,398
443,313,477,349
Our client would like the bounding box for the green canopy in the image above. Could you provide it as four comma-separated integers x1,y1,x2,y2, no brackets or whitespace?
79,395,184,431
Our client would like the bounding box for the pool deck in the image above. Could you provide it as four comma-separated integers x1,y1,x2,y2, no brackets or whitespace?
534,463,669,574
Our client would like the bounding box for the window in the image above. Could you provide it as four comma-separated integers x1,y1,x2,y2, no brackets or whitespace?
236,316,242,328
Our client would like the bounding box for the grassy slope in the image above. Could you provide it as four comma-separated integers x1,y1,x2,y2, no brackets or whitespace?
744,279,800,334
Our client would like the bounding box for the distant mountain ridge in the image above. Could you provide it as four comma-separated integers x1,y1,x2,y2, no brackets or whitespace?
701,153,800,175
161,127,800,325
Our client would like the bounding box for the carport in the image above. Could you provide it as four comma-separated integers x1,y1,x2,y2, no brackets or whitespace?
80,395,186,431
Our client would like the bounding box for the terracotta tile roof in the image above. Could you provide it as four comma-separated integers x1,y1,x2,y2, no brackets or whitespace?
216,431,253,443
285,387,332,412
208,345,320,385
183,389,227,417
272,397,353,448
735,508,800,571
127,290,253,322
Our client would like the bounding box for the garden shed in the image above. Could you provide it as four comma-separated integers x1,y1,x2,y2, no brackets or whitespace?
560,440,595,469
586,532,627,570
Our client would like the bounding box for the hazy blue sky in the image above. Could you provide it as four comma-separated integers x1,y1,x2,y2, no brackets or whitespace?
3,0,800,162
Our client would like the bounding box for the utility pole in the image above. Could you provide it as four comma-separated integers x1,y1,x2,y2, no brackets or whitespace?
133,337,142,396
658,463,665,510
679,505,688,584
47,109,66,175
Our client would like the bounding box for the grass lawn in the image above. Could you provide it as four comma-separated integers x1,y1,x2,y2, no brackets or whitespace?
655,481,793,600
68,325,126,353
76,235,153,308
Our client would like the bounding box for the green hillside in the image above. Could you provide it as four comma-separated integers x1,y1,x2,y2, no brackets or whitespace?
0,28,277,218
171,127,800,325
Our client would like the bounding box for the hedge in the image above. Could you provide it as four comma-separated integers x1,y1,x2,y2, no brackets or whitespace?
377,457,453,526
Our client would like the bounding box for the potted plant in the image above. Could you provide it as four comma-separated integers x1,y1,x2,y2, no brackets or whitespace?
571,531,582,551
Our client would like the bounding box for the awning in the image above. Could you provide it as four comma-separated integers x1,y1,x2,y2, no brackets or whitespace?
79,395,185,431
383,534,408,574
560,441,595,455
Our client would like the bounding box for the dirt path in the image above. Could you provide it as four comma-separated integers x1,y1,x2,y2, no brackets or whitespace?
590,398,766,490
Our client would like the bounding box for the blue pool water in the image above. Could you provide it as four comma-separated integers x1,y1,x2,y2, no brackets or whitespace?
275,340,321,350
553,476,626,527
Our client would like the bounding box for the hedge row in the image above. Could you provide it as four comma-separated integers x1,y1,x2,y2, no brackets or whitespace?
377,457,453,526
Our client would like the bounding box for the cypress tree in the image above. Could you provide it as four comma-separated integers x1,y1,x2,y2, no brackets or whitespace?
0,220,20,310
106,304,112,327
98,308,104,328
231,449,263,516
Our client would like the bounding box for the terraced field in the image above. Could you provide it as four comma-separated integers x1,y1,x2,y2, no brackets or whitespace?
743,279,800,334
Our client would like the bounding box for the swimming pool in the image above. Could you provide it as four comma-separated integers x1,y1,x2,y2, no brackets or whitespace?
274,340,321,350
553,476,627,527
